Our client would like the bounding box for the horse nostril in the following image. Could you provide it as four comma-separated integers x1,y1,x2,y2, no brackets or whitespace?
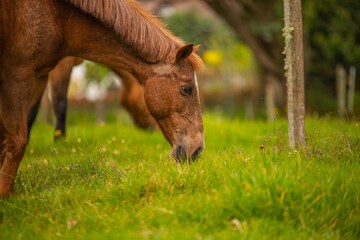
175,145,187,162
191,146,203,160
173,145,203,163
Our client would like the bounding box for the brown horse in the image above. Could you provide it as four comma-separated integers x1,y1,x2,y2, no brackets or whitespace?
0,0,204,197
28,57,156,141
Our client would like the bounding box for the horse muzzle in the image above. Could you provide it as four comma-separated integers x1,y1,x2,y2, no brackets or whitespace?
171,141,204,163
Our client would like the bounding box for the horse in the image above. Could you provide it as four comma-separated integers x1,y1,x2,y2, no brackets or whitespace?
0,0,204,197
28,57,156,141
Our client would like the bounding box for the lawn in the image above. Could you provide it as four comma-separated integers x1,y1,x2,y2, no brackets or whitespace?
0,108,359,239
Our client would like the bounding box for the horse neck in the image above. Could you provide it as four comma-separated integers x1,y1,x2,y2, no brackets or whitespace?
58,2,153,82
110,68,137,90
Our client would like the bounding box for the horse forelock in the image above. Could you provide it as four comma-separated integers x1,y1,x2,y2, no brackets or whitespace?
60,0,203,70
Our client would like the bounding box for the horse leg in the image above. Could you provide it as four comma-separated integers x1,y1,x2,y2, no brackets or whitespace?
0,72,32,197
49,64,72,140
28,75,49,139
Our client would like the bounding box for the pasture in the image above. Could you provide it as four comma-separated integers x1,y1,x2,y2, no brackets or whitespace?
0,108,359,239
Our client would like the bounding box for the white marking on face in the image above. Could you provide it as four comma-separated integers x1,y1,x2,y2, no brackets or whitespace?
194,71,199,96
194,72,200,102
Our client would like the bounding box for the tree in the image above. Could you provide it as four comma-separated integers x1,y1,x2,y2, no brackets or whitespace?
283,0,306,148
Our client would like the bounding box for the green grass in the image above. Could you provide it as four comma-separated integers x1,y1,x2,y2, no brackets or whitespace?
0,109,359,239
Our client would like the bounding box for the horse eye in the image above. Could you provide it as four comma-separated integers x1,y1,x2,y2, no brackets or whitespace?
180,85,193,96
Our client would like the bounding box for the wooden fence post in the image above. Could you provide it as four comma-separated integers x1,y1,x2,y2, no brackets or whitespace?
336,64,347,119
347,66,356,116
265,80,275,122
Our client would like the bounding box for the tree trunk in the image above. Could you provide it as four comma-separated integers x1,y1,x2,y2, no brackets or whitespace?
283,0,306,148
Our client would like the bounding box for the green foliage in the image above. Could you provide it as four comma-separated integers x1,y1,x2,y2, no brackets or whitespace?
230,43,257,71
0,108,359,239
164,8,214,48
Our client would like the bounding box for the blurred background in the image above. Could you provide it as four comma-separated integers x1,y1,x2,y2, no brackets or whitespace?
41,0,360,124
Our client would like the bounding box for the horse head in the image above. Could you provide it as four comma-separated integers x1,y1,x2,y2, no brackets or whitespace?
143,44,204,163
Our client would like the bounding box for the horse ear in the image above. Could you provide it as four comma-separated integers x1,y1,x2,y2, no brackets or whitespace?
193,44,201,54
175,44,194,63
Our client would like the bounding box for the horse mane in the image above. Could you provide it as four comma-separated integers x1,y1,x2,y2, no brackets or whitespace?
60,0,204,70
